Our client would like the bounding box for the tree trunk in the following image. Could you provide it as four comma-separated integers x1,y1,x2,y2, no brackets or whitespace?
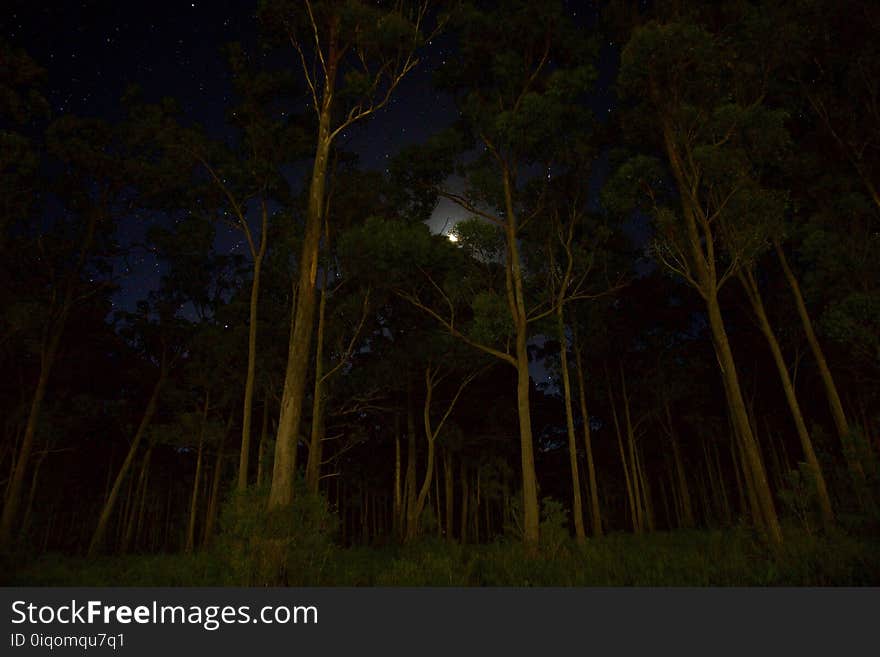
305,268,329,494
660,116,782,545
608,370,638,533
706,292,781,543
460,461,469,544
269,88,335,509
774,241,871,506
444,449,454,541
502,170,540,547
665,401,694,528
573,334,602,537
740,269,834,528
0,206,99,548
256,392,270,488
404,384,417,537
20,451,46,538
621,367,645,533
186,392,210,554
237,231,265,492
0,335,60,546
122,445,152,554
203,416,230,548
88,361,165,556
557,309,585,543
393,421,402,539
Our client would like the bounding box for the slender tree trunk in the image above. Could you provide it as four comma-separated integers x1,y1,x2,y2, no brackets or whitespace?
730,435,746,522
608,371,637,533
659,476,672,530
557,310,585,543
740,269,834,528
0,336,60,546
573,335,602,537
203,416,231,548
502,170,540,547
460,462,469,544
269,75,336,509
256,392,270,488
0,207,99,548
20,451,46,538
238,212,267,492
393,422,402,539
186,392,209,554
122,445,152,554
305,268,329,494
407,365,474,540
665,401,694,528
635,444,654,532
774,241,871,505
706,292,782,544
714,441,731,524
118,472,136,548
444,449,454,541
703,441,720,522
435,459,442,537
621,367,645,533
404,384,417,537
88,360,166,556
660,117,782,545
134,451,152,549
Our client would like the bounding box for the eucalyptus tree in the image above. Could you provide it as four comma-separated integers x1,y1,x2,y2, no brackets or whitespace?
527,173,617,541
610,9,790,543
393,0,597,545
1,114,132,548
88,213,240,555
258,0,444,510
123,52,307,493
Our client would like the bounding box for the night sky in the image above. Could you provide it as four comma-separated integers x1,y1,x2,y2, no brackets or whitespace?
5,0,617,311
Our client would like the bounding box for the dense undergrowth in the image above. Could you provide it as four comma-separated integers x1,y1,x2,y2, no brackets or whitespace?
5,486,879,586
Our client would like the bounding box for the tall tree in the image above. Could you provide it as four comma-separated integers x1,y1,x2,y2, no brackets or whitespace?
395,0,597,545
258,0,440,509
612,12,788,543
1,115,127,547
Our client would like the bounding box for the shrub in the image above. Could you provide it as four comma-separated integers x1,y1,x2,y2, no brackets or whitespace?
215,480,338,586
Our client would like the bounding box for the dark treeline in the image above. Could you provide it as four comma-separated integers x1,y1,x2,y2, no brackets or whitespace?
2,0,879,585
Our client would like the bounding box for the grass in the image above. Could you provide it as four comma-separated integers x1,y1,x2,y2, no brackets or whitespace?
6,526,879,587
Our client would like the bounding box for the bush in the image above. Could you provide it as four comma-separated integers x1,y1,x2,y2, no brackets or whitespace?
216,480,338,586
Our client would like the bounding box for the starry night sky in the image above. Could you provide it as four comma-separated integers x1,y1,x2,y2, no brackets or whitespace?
6,0,618,311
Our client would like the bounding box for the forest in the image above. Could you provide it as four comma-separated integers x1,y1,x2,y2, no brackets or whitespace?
2,0,879,586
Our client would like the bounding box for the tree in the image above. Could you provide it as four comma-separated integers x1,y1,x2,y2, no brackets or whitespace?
259,0,442,510
394,0,597,545
1,114,128,547
612,12,788,544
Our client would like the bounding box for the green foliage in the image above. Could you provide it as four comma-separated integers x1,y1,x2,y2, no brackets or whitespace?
779,463,822,535
822,293,880,366
9,528,879,586
470,291,512,344
215,482,338,586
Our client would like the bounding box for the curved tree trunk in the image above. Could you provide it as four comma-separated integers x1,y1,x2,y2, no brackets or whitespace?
706,293,782,544
269,96,334,510
237,234,266,492
89,359,166,557
739,269,834,529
